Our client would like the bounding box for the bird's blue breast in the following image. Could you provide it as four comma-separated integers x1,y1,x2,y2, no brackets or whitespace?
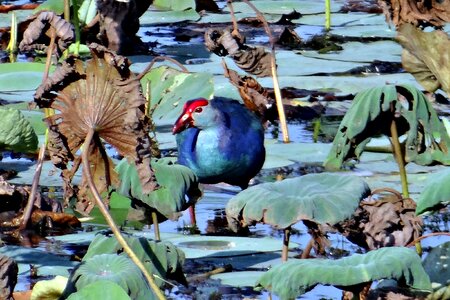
175,99,265,188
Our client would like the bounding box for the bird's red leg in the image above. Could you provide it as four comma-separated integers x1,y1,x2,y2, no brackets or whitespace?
189,204,197,226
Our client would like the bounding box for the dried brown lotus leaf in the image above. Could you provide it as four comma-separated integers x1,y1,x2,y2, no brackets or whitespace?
397,24,450,94
34,44,157,206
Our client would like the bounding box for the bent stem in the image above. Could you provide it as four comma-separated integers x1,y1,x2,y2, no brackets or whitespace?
19,29,57,230
82,128,166,300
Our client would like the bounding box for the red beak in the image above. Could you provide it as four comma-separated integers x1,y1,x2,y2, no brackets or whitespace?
172,113,193,134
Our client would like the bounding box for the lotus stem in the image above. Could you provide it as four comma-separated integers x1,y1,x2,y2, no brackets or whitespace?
136,56,189,81
151,211,160,241
282,226,291,261
6,11,17,62
187,264,232,283
389,118,409,198
18,144,46,230
325,0,331,31
19,29,57,230
241,0,290,143
406,232,450,248
82,128,166,300
312,118,321,143
71,0,81,56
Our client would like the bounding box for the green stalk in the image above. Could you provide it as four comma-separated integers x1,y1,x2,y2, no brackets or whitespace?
325,0,331,31
389,118,409,198
82,128,166,300
6,12,18,62
312,118,321,143
71,0,81,56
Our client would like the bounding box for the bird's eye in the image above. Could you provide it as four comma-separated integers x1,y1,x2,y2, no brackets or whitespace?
194,107,203,113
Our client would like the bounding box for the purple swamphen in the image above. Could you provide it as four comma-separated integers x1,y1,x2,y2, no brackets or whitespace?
173,97,266,224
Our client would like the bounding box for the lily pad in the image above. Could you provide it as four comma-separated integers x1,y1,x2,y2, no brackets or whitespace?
416,168,450,215
256,247,432,300
226,173,370,229
211,271,265,288
0,107,38,153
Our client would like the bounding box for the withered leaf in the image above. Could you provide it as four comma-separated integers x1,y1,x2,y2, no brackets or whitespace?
19,11,74,55
204,28,272,77
379,0,450,28
34,44,157,209
397,24,450,95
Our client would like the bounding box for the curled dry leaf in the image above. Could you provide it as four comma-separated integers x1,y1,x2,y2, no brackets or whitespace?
34,43,157,213
334,189,422,250
223,66,274,121
204,28,272,77
378,0,450,28
397,23,450,95
0,255,18,300
19,11,74,55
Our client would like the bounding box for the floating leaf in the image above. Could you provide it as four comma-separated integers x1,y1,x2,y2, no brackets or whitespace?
116,157,201,220
66,280,131,300
416,168,450,215
256,247,432,300
324,84,450,170
83,233,186,287
31,275,68,300
226,173,370,230
397,24,450,95
0,107,38,153
153,0,196,11
61,254,151,300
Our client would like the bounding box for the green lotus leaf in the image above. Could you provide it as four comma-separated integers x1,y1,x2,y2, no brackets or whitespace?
61,254,152,300
66,280,131,300
139,66,214,127
256,247,432,300
226,173,370,229
416,168,450,215
116,157,201,220
83,233,186,287
324,84,450,170
31,275,68,300
0,107,38,153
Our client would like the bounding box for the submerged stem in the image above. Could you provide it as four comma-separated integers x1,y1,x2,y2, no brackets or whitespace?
82,128,166,300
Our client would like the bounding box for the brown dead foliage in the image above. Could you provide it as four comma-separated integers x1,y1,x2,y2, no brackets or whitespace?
378,0,450,28
34,44,158,214
223,66,275,121
335,189,422,250
18,11,74,56
96,0,153,54
0,254,18,300
204,28,272,77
